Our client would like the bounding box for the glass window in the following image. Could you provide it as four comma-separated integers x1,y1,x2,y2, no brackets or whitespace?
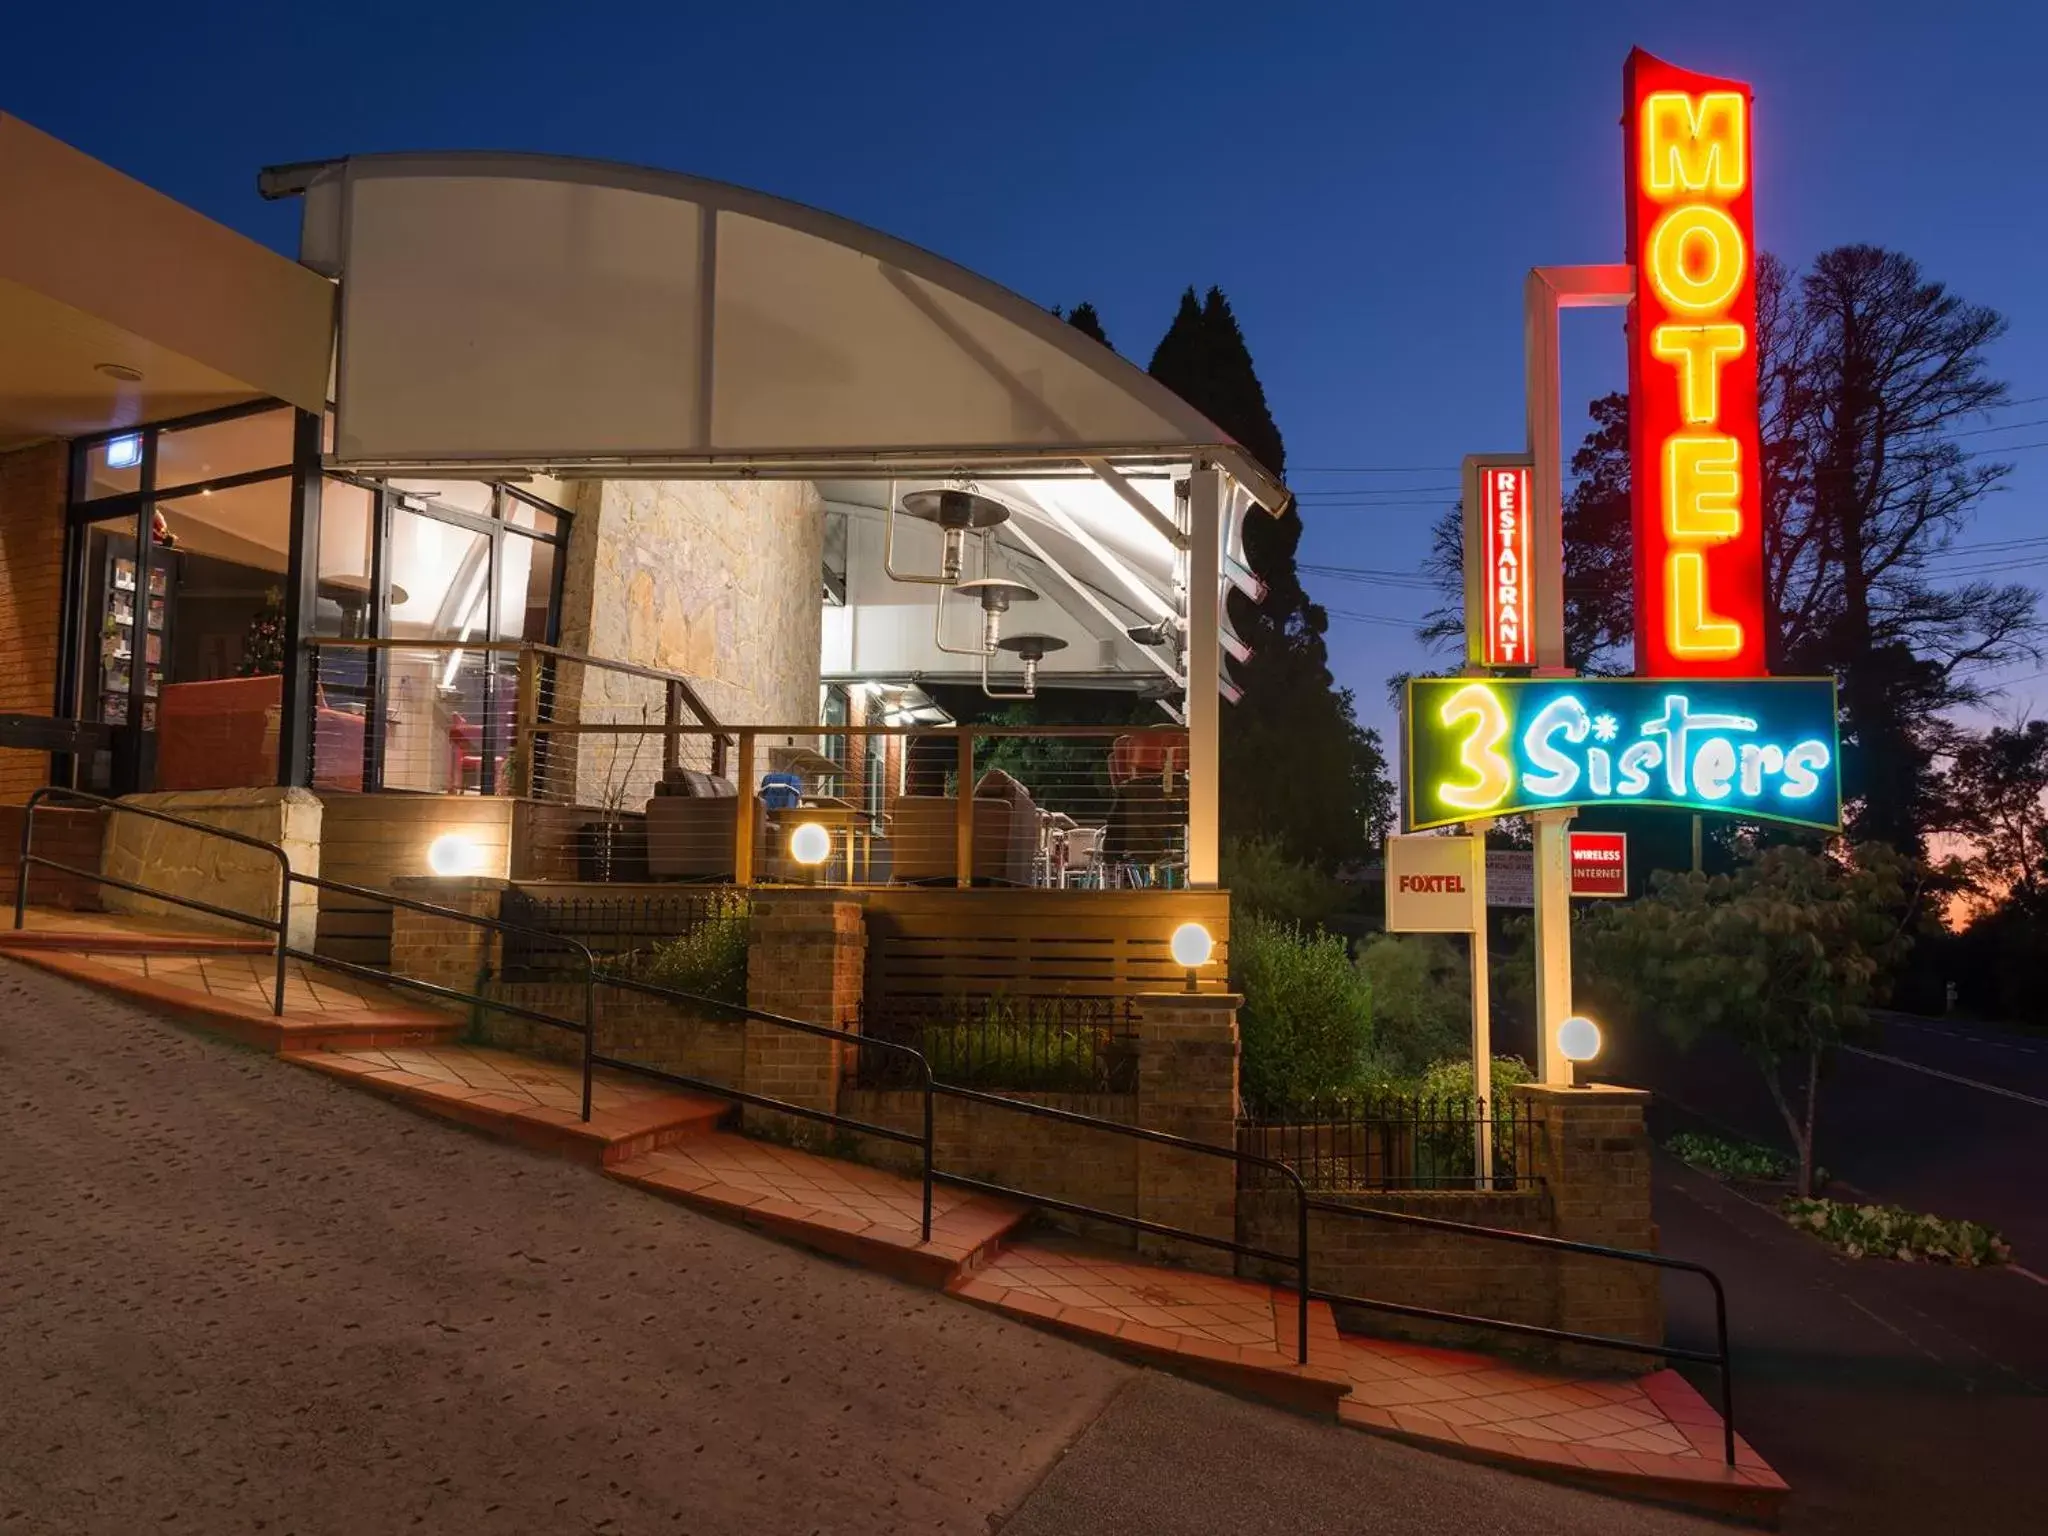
388,477,494,522
383,507,493,794
494,532,557,643
82,435,144,499
504,494,561,539
315,479,378,638
153,478,292,574
387,507,490,640
155,408,293,489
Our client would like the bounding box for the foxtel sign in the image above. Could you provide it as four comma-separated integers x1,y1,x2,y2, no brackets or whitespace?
1625,49,1767,677
1402,676,1841,832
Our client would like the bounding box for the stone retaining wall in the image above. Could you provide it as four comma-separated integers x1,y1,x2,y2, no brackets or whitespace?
101,787,320,948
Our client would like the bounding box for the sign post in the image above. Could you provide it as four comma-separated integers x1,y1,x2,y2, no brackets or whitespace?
1383,833,1492,1184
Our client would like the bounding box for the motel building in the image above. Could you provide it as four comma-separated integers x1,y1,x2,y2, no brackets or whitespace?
0,113,1282,974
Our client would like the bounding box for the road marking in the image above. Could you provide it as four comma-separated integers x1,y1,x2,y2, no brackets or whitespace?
1887,1019,2039,1056
1843,1046,2048,1109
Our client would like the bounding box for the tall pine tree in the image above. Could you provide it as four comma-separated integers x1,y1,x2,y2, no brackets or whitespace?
1149,287,1392,862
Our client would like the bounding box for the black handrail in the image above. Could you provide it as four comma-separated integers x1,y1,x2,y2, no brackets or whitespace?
10,798,1737,1449
1299,1196,1736,1465
10,788,604,1121
283,870,601,1122
15,786,292,1015
595,971,940,1242
930,1083,1313,1364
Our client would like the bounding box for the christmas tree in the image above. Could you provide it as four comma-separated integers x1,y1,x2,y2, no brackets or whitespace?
239,587,286,676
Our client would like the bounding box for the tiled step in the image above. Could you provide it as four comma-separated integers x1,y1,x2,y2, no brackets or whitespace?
1328,1337,1785,1522
609,1136,1030,1288
1,946,459,1053
283,1045,731,1166
948,1239,1354,1417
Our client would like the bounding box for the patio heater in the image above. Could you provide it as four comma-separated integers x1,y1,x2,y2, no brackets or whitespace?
889,487,1011,584
985,632,1068,700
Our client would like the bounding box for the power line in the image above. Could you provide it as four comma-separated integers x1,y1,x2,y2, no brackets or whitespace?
1286,394,2048,477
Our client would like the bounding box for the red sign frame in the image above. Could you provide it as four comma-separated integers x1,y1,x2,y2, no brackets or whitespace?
1568,831,1629,898
1480,465,1533,667
1624,48,1767,677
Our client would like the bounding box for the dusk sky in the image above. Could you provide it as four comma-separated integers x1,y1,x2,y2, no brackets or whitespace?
11,0,2044,746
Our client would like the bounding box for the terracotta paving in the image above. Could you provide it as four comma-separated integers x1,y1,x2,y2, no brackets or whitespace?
9,904,1786,1520
0,906,274,951
0,942,458,1051
953,1240,1784,1519
950,1240,1353,1415
285,1043,729,1165
610,1135,1029,1287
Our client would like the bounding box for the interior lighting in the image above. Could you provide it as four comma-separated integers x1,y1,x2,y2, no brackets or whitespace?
106,434,142,470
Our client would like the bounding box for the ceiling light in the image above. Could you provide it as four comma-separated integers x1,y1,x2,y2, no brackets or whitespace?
94,362,144,383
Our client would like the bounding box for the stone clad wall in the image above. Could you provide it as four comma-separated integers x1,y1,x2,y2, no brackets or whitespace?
100,787,321,948
555,479,825,805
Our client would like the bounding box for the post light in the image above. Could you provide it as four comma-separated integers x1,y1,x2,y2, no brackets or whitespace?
1169,921,1213,992
1557,1014,1602,1086
426,833,485,877
787,821,832,868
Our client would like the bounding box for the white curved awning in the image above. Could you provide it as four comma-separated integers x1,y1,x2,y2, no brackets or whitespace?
272,151,1286,511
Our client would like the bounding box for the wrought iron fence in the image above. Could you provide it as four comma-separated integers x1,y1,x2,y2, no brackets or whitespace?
859,993,1136,1094
498,886,751,979
1237,1092,1538,1193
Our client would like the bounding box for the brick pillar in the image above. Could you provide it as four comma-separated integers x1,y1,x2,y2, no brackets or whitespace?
1514,1083,1663,1351
1133,991,1241,1272
387,877,511,1013
743,896,864,1128
0,442,67,807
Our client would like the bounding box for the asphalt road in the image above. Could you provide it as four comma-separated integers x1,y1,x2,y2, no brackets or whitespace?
1603,1008,2048,1534
0,960,1721,1536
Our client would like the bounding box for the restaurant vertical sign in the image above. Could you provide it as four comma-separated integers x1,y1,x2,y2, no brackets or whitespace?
1624,49,1767,678
1462,455,1537,671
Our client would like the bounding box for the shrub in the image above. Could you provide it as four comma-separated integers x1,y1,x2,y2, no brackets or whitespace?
916,995,1105,1093
1224,835,1346,926
1356,933,1472,1078
614,896,750,1005
1415,1053,1534,1105
1231,914,1374,1109
1781,1197,2011,1267
1666,1132,1792,1181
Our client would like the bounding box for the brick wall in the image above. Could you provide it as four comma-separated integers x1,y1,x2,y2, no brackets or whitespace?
743,894,864,1129
1134,991,1241,1271
1233,1085,1664,1366
841,1088,1140,1246
0,805,105,909
478,982,745,1089
1517,1083,1663,1352
1238,1188,1557,1350
386,877,509,1011
0,442,69,805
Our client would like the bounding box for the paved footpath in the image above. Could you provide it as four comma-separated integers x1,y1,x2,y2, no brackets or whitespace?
0,961,1723,1536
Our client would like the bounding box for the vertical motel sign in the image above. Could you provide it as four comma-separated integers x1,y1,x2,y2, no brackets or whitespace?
1625,49,1767,677
1461,455,1536,670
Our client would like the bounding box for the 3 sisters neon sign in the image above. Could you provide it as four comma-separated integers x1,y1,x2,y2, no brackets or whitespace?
1405,677,1839,831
